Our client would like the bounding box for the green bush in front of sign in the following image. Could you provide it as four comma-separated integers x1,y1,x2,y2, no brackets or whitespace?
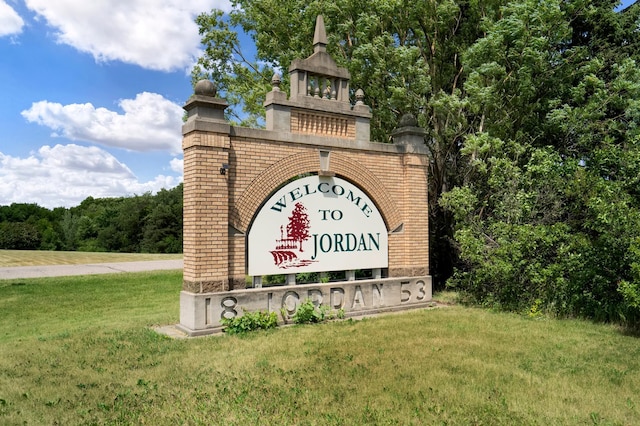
292,299,344,324
221,310,278,334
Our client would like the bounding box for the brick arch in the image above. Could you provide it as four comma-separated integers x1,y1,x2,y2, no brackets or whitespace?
231,151,403,233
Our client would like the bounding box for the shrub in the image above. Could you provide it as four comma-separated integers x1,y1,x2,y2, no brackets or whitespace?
221,310,278,334
292,299,343,324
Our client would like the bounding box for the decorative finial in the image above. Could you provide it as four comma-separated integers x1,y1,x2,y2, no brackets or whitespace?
313,15,327,53
194,80,217,97
271,73,282,91
355,89,365,105
399,113,418,127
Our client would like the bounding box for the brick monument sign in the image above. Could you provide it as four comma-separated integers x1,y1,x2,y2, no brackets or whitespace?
178,16,432,335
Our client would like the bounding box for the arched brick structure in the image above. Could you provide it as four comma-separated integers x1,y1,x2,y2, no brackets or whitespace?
232,151,402,233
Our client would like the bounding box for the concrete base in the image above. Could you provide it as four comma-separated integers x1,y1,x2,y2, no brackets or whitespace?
178,276,432,336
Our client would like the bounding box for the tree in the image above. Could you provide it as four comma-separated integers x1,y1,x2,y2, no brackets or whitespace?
141,185,183,253
193,1,640,326
440,0,640,325
0,222,40,250
0,203,51,223
36,218,61,250
1,186,184,254
287,203,311,252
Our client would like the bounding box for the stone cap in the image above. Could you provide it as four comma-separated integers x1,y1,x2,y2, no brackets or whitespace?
391,114,427,153
183,80,230,135
183,80,228,122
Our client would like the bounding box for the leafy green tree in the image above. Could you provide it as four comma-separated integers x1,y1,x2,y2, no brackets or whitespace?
440,0,640,325
59,211,80,250
193,0,640,327
1,187,183,253
36,218,62,250
0,222,40,249
141,185,183,253
0,203,50,223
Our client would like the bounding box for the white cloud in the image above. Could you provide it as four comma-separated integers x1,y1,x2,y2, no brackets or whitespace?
0,0,24,37
0,144,182,208
24,0,232,71
21,92,184,155
169,157,183,173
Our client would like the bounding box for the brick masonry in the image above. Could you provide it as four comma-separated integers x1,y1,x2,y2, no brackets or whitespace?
182,108,430,292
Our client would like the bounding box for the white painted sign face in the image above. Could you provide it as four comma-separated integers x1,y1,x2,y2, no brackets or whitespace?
248,175,388,276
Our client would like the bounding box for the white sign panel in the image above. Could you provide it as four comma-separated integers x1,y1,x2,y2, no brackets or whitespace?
248,175,388,276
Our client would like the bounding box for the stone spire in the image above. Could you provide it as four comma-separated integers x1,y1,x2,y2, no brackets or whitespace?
391,113,426,152
313,15,327,53
264,15,371,142
287,15,350,102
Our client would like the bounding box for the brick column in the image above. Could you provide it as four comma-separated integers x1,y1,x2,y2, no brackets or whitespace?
181,81,231,293
390,115,429,277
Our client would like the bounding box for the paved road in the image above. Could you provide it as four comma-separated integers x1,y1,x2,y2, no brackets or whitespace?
0,259,183,280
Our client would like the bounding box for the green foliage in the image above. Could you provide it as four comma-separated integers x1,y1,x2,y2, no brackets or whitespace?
617,238,640,327
295,272,319,284
619,281,640,318
292,299,325,324
0,222,40,250
263,274,285,285
192,9,273,127
0,203,52,223
292,299,343,324
0,184,183,253
221,309,278,334
438,0,640,327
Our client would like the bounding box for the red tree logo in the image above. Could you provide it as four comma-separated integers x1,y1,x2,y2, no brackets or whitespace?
287,202,311,252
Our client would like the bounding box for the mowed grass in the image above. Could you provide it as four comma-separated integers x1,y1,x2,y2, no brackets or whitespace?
0,250,182,267
1,272,640,425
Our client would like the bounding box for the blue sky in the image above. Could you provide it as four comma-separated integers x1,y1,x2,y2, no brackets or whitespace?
0,0,233,208
0,0,637,209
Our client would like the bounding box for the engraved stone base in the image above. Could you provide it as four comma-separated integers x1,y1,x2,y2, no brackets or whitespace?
179,276,432,336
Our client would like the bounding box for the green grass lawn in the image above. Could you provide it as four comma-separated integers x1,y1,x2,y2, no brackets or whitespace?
1,271,639,425
0,250,182,267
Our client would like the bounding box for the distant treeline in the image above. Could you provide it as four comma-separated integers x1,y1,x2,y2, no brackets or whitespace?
0,184,183,253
